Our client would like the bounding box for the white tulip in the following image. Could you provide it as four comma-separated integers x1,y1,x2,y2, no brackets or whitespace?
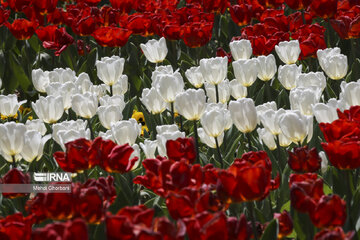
279,132,292,147
96,56,125,86
75,72,93,93
32,69,50,93
155,72,184,103
229,79,247,99
312,98,339,123
141,87,167,114
275,40,301,65
0,77,2,89
205,79,230,104
185,66,205,88
52,120,88,146
257,128,276,150
324,54,348,80
140,37,168,63
319,151,328,173
151,65,174,85
46,82,78,110
71,92,98,119
99,95,126,112
296,72,326,91
140,140,157,159
278,110,313,144
112,75,128,95
229,39,252,61
156,125,185,156
256,101,277,124
21,131,51,162
32,95,64,124
98,130,115,141
198,128,224,148
290,87,322,116
49,68,76,83
257,54,277,81
229,98,258,133
232,58,259,87
97,105,123,130
174,89,206,120
25,119,47,136
111,119,141,145
0,94,26,117
90,84,110,99
156,124,179,134
278,64,302,90
200,57,228,85
57,129,91,151
340,81,360,108
317,48,341,70
200,104,227,138
130,144,141,170
258,108,286,135
0,122,26,159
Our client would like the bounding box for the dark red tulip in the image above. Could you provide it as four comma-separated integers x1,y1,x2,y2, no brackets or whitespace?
288,146,322,173
319,119,360,142
285,0,312,10
104,143,139,173
248,35,280,56
257,0,284,8
166,137,197,163
310,195,347,228
216,47,232,62
7,0,31,12
314,227,354,240
309,0,338,19
46,7,64,25
0,213,32,240
36,25,74,56
110,0,136,13
32,0,58,15
77,0,102,6
128,13,154,36
76,39,91,56
337,105,360,122
0,6,9,26
229,4,252,26
321,140,360,169
6,19,37,40
274,211,293,238
181,21,213,48
0,168,31,199
31,218,88,240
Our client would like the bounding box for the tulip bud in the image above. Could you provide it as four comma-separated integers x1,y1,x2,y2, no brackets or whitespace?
290,87,322,116
52,120,88,146
112,75,128,95
21,131,51,162
141,87,167,114
232,58,259,87
46,82,78,110
155,72,184,103
0,122,26,160
339,81,360,108
32,69,50,93
296,72,326,91
205,79,230,104
0,94,26,118
140,37,168,63
95,56,125,86
25,119,47,136
201,103,232,137
99,95,126,112
200,57,228,85
140,140,157,159
257,128,277,150
312,98,339,123
198,127,224,148
229,98,257,133
275,40,301,65
278,64,302,90
258,108,286,135
71,92,98,119
49,68,76,83
279,110,313,144
111,119,141,145
257,54,277,81
156,125,185,156
229,39,252,60
97,105,123,130
229,79,247,99
32,95,64,124
174,89,206,120
185,66,205,88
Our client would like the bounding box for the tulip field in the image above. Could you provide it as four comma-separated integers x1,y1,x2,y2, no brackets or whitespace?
1,0,360,239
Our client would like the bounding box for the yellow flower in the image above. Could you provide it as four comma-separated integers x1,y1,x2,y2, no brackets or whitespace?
131,110,148,135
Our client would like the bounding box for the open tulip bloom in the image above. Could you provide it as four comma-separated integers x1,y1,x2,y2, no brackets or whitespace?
1,1,360,239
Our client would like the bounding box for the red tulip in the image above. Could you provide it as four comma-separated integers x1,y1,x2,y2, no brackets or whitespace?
331,14,360,39
257,0,284,8
229,4,252,26
0,168,30,199
285,0,312,10
110,0,136,13
166,137,197,163
337,105,360,122
92,26,131,46
181,21,213,48
274,211,293,238
104,143,139,173
321,140,360,169
32,0,58,15
76,39,91,56
288,146,322,173
289,173,324,213
7,0,31,12
36,25,74,56
319,119,360,142
309,0,338,19
0,6,9,26
0,213,32,240
77,0,102,6
46,7,64,25
310,195,347,228
216,47,232,62
314,227,354,240
6,19,37,40
128,13,154,36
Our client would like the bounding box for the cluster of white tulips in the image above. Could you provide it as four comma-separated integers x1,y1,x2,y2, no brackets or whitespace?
0,36,357,167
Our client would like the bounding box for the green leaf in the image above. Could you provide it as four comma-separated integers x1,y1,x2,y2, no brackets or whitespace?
280,200,290,212
345,58,360,83
9,52,31,91
260,219,278,240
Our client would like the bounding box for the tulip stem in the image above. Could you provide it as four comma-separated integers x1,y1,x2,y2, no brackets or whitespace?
215,84,220,103
246,133,252,151
170,102,175,124
193,120,200,164
87,118,94,139
11,155,16,168
110,85,113,96
214,136,223,168
247,201,259,240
